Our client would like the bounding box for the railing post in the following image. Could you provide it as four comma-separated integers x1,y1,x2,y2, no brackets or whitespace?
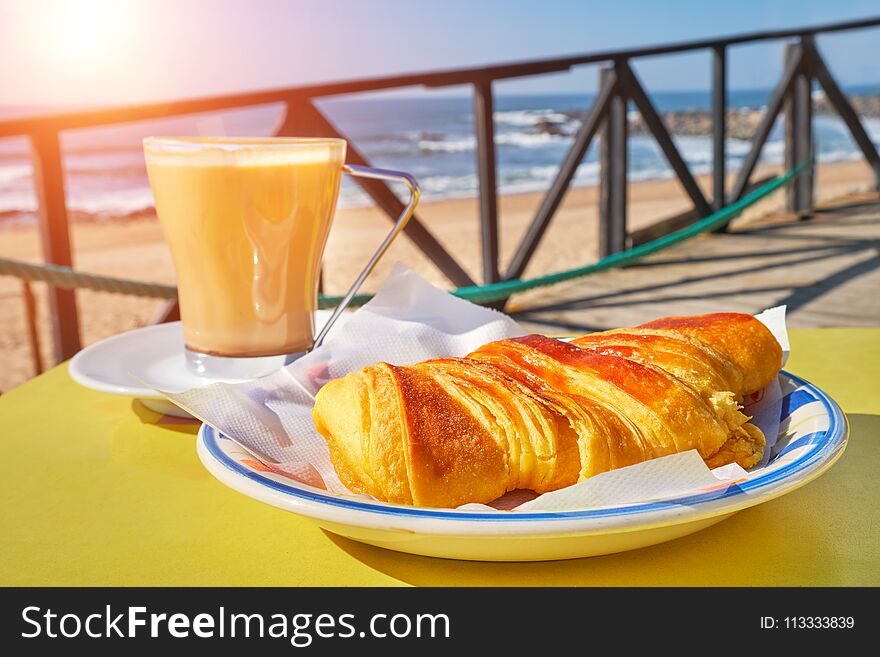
712,45,727,212
21,280,44,376
599,64,628,257
784,39,814,216
472,78,500,283
30,131,81,362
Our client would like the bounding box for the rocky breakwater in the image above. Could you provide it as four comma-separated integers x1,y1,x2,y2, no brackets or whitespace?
533,94,880,140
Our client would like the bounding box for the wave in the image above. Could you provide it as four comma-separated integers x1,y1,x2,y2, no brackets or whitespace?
493,109,572,127
69,188,156,215
416,136,476,153
0,191,37,214
726,138,753,157
413,129,573,154
0,163,32,186
496,131,570,148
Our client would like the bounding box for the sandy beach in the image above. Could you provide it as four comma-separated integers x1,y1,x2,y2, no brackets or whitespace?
0,158,875,392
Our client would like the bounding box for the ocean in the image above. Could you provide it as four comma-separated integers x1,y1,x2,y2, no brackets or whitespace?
1,88,879,222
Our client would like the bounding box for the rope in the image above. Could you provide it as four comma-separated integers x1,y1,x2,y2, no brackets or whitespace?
0,258,177,299
0,162,805,306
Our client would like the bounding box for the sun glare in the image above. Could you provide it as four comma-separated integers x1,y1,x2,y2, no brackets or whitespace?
45,0,127,64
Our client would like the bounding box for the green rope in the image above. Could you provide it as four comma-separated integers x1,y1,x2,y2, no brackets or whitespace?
319,161,808,308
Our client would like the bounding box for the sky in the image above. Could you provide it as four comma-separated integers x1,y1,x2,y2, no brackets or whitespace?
0,0,878,106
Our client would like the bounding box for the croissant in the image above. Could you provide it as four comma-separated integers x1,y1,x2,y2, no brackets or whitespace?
312,312,782,508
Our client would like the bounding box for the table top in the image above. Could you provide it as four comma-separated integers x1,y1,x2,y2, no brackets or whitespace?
2,328,878,586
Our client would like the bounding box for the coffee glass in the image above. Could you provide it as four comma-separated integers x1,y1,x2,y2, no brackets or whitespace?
143,137,419,378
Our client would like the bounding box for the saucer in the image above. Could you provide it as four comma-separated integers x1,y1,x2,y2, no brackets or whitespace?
69,310,336,418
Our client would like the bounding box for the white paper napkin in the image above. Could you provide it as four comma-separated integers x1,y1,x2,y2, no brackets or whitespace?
460,450,748,513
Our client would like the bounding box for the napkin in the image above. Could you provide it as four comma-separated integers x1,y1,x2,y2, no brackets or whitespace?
153,263,788,511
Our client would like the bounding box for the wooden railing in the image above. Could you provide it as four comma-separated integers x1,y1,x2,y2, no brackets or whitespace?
2,16,880,364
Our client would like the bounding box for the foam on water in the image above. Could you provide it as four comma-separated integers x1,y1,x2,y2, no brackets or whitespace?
493,109,571,126
416,136,476,153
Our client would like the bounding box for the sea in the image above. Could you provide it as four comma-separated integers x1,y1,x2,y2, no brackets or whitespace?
1,87,879,222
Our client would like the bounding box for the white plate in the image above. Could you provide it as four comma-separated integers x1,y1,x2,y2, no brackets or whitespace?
197,370,848,561
70,310,336,418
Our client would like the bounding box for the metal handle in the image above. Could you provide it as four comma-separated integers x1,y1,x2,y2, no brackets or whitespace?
311,163,421,349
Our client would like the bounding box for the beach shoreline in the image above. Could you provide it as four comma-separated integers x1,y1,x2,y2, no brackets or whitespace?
0,158,875,392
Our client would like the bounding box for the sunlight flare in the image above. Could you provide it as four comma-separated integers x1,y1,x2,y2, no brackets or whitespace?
45,0,129,64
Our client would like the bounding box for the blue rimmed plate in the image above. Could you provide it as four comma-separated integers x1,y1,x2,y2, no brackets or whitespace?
196,370,847,561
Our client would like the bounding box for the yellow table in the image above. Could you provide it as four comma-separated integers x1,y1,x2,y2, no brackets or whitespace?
2,328,878,586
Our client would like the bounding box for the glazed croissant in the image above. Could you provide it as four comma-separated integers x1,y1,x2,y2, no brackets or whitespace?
312,312,782,508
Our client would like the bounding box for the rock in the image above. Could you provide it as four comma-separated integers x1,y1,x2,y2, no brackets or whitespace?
533,119,571,136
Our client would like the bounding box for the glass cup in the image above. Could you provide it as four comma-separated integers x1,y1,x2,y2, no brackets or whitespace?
143,137,419,378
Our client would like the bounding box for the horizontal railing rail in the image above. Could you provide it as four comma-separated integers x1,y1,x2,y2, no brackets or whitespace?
2,16,879,366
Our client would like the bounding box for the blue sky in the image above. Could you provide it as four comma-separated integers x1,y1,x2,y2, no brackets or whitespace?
1,0,878,104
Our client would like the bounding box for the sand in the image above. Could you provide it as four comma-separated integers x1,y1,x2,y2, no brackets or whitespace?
0,159,875,392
